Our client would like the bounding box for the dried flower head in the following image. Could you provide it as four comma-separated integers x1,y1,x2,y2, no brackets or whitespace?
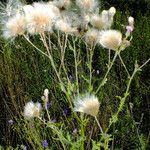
76,0,98,12
24,101,42,118
74,93,100,117
99,30,122,50
85,28,99,45
3,13,25,39
24,2,60,34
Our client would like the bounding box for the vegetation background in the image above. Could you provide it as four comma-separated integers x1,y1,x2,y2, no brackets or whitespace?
0,0,150,149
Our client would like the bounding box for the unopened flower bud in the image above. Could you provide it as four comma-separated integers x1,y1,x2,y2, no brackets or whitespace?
44,89,49,102
128,16,134,26
109,7,116,16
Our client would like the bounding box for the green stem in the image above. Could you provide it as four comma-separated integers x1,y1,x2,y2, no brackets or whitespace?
45,103,51,122
105,66,139,133
23,34,49,58
73,37,79,95
108,49,111,64
80,114,85,150
89,44,95,91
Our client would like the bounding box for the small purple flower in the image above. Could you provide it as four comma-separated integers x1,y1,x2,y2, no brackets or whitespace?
42,140,48,148
51,118,56,123
24,146,27,150
69,75,73,80
47,101,51,108
72,128,78,136
63,108,69,116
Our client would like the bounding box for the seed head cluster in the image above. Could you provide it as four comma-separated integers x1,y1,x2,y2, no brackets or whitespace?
0,0,133,49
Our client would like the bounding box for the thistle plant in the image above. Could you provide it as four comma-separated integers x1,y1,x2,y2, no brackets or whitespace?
0,0,150,149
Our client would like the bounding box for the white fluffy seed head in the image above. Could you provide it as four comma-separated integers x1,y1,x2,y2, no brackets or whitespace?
3,13,25,39
24,101,42,118
76,0,98,12
99,30,122,50
24,2,60,34
74,93,100,117
85,28,99,45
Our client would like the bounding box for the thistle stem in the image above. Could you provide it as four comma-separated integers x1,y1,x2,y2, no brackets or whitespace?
105,60,148,133
23,34,49,58
95,116,103,133
72,36,79,95
118,53,130,77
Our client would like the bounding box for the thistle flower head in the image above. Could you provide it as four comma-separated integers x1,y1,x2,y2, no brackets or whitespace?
85,28,99,45
3,13,25,39
24,2,60,34
99,30,122,50
74,93,100,117
24,101,42,118
76,0,98,12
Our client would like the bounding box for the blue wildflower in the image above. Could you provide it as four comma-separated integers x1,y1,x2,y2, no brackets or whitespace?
42,140,48,148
